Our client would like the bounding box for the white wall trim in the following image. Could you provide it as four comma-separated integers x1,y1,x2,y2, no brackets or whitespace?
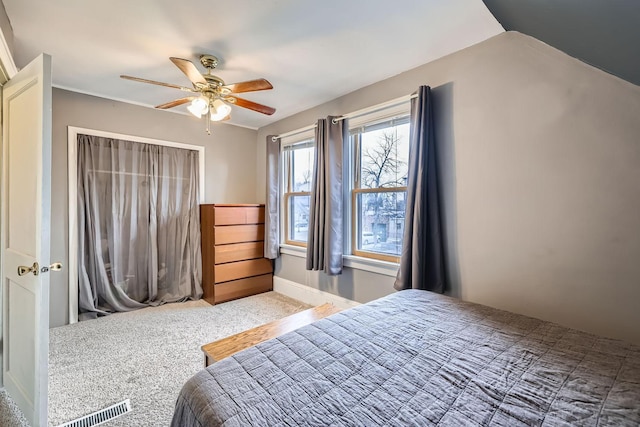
343,255,399,277
279,244,306,257
280,244,399,277
0,25,17,80
67,126,205,324
273,276,360,310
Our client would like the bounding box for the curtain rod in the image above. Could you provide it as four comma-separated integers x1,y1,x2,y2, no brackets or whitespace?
332,93,418,123
271,92,417,142
273,123,317,142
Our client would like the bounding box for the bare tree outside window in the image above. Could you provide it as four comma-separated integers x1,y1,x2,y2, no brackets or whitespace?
299,169,312,190
353,119,409,260
361,131,406,189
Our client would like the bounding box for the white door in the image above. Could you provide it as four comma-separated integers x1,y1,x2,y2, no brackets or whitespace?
2,53,53,427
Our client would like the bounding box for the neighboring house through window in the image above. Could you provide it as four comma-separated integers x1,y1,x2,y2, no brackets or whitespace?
350,115,409,262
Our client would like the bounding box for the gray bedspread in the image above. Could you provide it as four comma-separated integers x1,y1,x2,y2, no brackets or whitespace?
171,290,640,426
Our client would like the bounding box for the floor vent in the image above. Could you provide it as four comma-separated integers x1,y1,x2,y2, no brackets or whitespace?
57,399,131,427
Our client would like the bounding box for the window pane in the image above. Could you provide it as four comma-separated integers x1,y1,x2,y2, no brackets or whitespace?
355,191,406,256
292,147,314,192
288,195,310,242
358,121,409,189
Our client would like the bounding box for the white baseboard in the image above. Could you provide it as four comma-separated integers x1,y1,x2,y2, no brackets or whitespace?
273,277,360,310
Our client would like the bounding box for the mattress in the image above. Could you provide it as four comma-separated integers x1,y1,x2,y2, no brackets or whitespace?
171,289,640,426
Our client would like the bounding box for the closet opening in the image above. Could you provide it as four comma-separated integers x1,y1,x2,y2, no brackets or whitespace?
67,127,205,323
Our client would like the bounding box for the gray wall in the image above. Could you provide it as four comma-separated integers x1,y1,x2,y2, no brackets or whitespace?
483,0,640,87
0,1,13,58
51,88,258,327
257,32,640,344
274,254,396,304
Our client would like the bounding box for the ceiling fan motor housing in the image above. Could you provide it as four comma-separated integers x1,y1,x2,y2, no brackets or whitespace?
204,74,225,88
200,54,219,70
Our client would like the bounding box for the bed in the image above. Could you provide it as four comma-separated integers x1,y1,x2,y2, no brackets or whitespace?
171,289,640,426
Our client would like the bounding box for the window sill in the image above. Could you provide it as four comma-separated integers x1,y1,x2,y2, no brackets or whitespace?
279,244,399,277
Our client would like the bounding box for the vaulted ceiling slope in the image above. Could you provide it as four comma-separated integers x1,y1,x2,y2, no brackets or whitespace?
483,0,640,87
1,0,503,129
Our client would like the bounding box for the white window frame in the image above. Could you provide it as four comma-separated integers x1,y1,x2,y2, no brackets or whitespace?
347,106,410,263
280,130,315,247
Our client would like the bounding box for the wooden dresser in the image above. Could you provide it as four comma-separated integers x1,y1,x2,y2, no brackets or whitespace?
200,204,273,305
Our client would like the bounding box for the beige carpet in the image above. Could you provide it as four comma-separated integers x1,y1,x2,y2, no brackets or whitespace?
0,388,29,426
0,292,310,426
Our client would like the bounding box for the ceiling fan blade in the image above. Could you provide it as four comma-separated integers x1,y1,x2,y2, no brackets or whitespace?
223,79,273,93
120,75,195,92
170,57,206,85
227,96,276,115
155,97,195,109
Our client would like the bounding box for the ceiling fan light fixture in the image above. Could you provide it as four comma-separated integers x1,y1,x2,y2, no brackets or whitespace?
187,97,209,117
121,55,275,134
210,99,232,121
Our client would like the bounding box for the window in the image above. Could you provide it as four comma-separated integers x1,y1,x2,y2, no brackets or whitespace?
278,103,410,269
283,140,314,246
350,116,410,262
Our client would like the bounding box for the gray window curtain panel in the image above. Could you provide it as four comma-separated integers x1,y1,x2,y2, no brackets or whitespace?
394,86,447,292
265,135,281,259
306,116,346,275
77,134,203,320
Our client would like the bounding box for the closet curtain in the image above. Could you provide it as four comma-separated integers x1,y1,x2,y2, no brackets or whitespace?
394,86,447,292
77,135,203,320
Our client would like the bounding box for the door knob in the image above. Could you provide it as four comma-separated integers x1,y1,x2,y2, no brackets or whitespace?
18,262,39,276
16,262,63,276
41,262,63,273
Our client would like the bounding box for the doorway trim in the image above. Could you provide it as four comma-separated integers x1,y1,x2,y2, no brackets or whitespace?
67,126,205,324
0,24,17,81
0,11,17,389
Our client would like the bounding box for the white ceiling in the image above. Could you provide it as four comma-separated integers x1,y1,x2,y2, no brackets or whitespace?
3,0,503,129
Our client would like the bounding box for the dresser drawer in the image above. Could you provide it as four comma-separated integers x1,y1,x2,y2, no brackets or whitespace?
214,258,273,283
215,207,264,226
214,274,273,304
215,242,264,264
214,224,264,245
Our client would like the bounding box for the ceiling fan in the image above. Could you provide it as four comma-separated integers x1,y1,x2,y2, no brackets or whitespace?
121,55,275,134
